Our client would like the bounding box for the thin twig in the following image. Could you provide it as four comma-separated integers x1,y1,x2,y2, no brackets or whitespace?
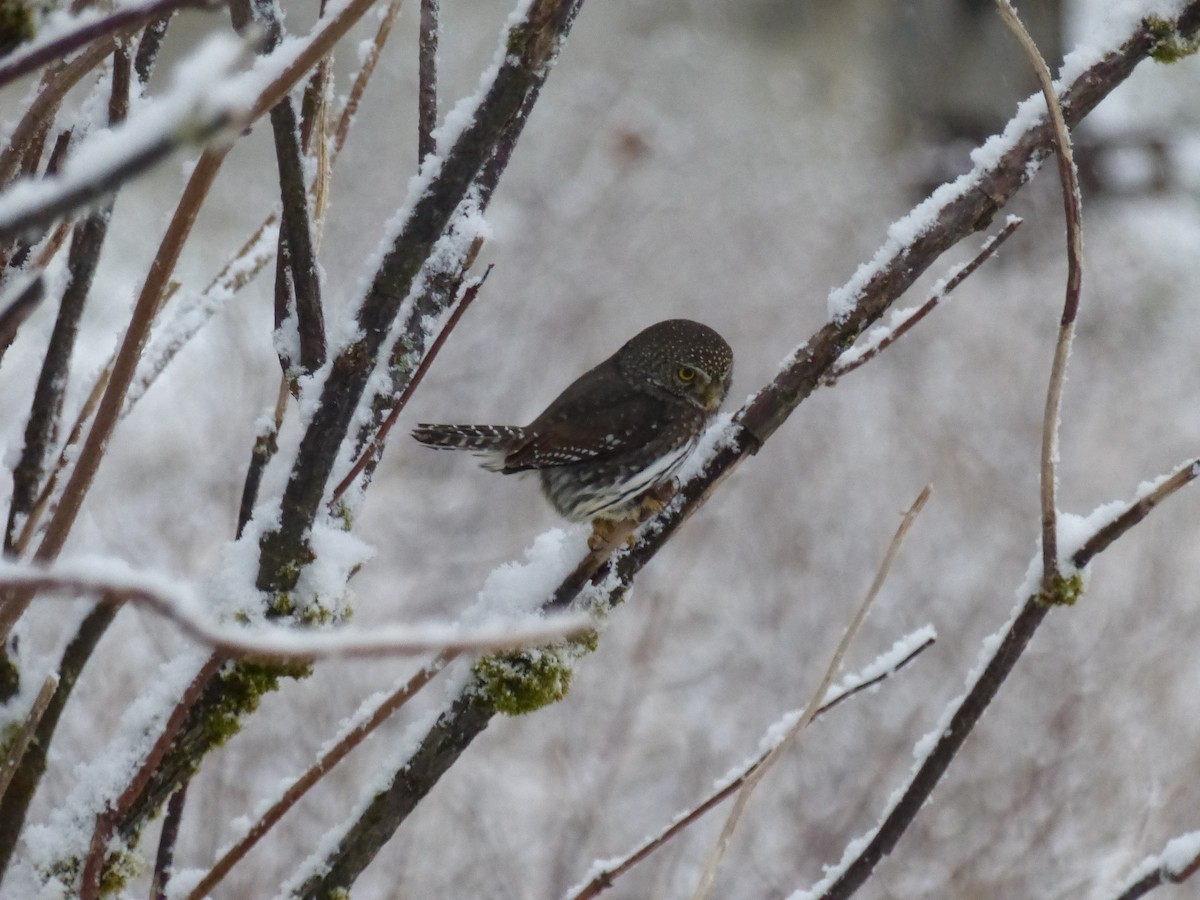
234,0,327,379
997,0,1084,593
149,782,189,900
1073,460,1199,569
330,266,489,503
566,631,936,900
826,218,1022,383
692,487,932,900
418,0,439,162
335,0,404,156
185,652,453,899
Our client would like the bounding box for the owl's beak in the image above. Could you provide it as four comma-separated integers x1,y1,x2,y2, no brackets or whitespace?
702,379,725,411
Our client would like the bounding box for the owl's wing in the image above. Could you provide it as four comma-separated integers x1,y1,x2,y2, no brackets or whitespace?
500,366,661,472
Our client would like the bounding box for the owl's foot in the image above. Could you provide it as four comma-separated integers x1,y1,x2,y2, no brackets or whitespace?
587,517,637,552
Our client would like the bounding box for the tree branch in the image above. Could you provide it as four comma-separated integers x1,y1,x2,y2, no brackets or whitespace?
1110,832,1200,900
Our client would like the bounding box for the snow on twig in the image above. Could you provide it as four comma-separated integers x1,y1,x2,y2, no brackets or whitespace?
0,561,592,659
1109,831,1200,900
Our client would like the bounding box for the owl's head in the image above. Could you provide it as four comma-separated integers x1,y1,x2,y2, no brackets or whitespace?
618,319,733,412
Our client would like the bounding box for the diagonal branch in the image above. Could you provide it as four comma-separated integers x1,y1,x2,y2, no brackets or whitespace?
1110,832,1200,900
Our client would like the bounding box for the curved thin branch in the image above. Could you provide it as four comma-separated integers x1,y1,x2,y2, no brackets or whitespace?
1110,832,1200,900
997,0,1085,592
0,569,590,659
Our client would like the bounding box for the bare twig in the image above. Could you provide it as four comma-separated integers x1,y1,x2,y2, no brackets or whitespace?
419,0,439,162
232,0,327,379
1072,460,1199,568
185,652,453,899
330,265,490,503
335,0,404,156
149,782,189,900
567,631,936,900
238,378,289,536
693,487,932,900
826,218,1022,383
1110,832,1200,900
997,0,1084,593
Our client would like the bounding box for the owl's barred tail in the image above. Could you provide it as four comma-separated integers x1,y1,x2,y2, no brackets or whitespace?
412,424,525,470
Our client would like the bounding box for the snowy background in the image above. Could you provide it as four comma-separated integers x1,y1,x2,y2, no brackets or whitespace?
2,0,1200,897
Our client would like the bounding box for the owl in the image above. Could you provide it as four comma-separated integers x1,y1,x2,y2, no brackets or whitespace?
413,319,733,523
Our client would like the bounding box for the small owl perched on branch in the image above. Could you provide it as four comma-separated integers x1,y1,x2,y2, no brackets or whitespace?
412,319,733,524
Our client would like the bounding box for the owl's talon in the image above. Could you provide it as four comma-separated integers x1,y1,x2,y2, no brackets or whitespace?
588,518,637,551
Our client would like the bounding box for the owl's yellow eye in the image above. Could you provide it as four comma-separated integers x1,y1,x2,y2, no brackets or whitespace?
677,366,696,382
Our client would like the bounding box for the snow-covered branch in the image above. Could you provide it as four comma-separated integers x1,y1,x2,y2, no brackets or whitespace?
1110,832,1200,900
0,562,591,658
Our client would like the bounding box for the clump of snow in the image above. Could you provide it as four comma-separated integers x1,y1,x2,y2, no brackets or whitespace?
674,411,738,485
461,525,592,626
